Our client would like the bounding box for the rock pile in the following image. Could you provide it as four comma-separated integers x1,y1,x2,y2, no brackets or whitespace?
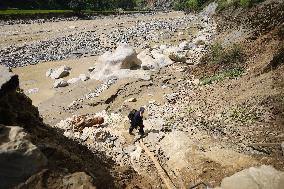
54,110,131,166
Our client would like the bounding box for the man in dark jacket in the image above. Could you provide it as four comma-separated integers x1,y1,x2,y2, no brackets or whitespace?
129,107,145,135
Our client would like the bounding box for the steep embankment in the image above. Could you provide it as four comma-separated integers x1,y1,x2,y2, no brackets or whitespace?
0,1,284,188
0,65,146,189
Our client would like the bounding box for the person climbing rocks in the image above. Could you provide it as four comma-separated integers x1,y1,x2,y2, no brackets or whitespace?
128,107,145,135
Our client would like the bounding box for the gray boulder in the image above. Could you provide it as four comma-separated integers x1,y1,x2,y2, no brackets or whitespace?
47,65,72,79
53,79,68,88
168,51,187,63
0,125,47,189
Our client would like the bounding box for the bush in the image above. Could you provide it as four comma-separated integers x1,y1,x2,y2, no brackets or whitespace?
209,43,244,65
187,0,199,10
200,67,244,85
174,0,211,11
239,0,251,7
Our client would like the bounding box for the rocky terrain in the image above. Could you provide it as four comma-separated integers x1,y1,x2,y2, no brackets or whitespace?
1,1,284,189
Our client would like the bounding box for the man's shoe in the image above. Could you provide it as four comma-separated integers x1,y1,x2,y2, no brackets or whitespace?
129,132,135,136
138,131,144,136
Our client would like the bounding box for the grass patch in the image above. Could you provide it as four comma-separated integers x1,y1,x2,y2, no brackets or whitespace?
210,43,244,65
228,106,260,123
200,67,244,85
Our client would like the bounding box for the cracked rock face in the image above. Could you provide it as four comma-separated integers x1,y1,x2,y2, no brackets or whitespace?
0,125,47,189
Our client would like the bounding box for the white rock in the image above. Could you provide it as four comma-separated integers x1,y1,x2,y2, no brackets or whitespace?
25,88,39,94
163,46,181,56
215,165,284,189
179,41,195,50
137,49,159,70
67,77,81,84
159,44,167,52
54,79,68,88
49,65,71,79
46,68,53,77
90,44,141,80
192,79,200,85
79,74,90,81
125,97,137,102
130,144,143,164
149,100,156,104
151,50,173,67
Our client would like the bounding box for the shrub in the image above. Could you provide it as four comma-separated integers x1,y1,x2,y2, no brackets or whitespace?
200,67,244,85
174,0,212,11
228,106,259,123
209,43,244,65
187,0,199,10
239,0,251,7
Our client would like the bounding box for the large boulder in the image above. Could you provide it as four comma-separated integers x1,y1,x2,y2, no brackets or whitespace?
53,79,68,88
91,44,142,80
151,50,173,67
137,49,159,70
0,65,19,97
215,165,284,189
47,65,71,79
0,125,47,189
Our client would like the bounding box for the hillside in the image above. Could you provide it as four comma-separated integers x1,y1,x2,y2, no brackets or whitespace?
0,0,284,189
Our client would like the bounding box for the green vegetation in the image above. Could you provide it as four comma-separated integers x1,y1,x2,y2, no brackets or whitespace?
217,0,265,10
200,67,244,85
174,0,212,11
210,43,244,65
228,106,259,123
199,42,245,85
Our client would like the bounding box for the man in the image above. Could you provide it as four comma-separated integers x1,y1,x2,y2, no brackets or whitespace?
129,107,145,135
